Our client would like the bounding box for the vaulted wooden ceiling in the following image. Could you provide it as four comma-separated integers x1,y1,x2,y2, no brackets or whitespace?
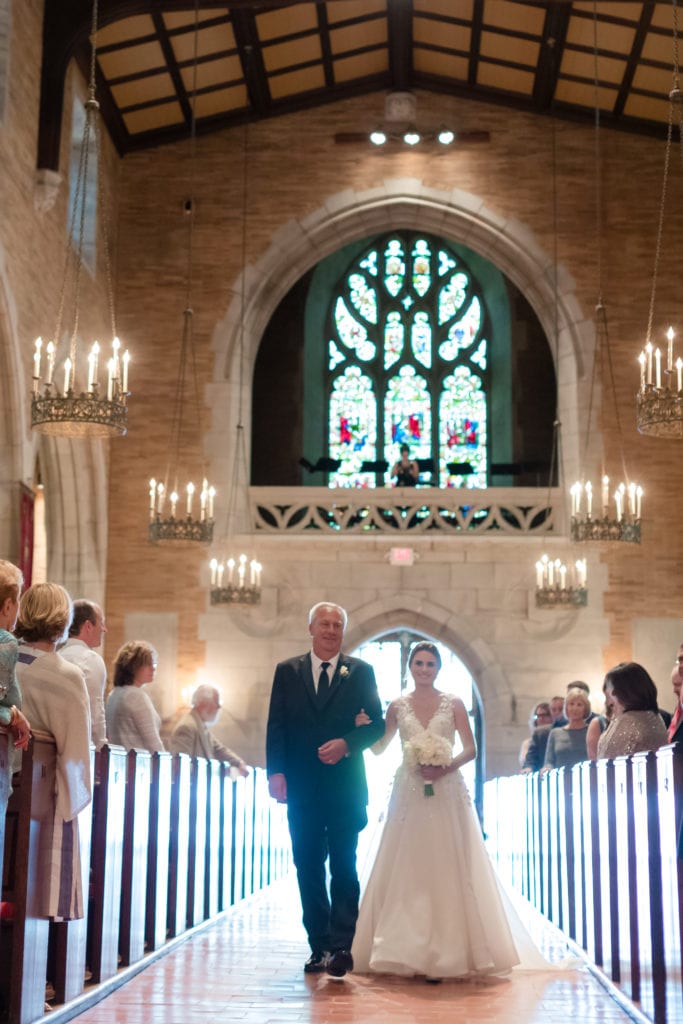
38,1,681,169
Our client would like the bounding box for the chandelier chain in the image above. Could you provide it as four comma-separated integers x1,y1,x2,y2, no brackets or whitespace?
226,122,251,541
164,0,206,498
646,0,679,348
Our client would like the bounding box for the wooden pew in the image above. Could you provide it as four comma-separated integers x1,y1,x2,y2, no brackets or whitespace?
167,753,191,938
219,765,235,912
146,751,172,951
51,747,95,1004
0,729,11,895
205,759,222,920
0,734,55,1024
186,757,208,928
87,744,128,982
119,748,152,966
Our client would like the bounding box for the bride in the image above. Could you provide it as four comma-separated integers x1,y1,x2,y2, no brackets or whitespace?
352,641,550,980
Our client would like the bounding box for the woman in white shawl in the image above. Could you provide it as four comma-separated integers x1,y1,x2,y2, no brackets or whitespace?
15,583,92,920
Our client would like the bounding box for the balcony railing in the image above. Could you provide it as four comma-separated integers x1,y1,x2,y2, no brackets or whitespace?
250,486,563,536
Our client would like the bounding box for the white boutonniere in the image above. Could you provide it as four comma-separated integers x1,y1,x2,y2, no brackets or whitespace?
340,665,349,678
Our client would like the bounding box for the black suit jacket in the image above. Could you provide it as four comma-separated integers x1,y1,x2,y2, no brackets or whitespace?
522,724,552,772
266,652,384,820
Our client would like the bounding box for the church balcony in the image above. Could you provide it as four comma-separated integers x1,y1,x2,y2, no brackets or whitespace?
250,486,564,536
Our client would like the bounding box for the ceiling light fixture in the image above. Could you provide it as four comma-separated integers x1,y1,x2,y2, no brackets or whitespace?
31,0,130,438
636,0,683,438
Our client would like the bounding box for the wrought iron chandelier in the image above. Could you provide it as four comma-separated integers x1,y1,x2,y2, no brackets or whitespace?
636,0,683,438
209,125,262,606
31,0,130,439
535,554,588,609
148,5,214,547
571,10,642,544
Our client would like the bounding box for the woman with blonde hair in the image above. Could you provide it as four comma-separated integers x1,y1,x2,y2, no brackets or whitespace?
0,560,32,759
542,687,591,772
15,582,92,919
105,640,164,752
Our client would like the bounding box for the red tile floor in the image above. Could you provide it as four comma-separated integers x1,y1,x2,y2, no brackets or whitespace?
61,875,646,1024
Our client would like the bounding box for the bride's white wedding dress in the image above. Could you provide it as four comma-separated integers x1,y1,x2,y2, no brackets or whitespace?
352,693,552,978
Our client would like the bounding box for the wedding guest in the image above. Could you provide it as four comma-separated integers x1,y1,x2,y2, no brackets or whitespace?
15,583,92,919
106,640,164,752
519,701,551,767
587,682,612,760
551,680,596,728
169,684,248,775
667,645,683,745
597,662,668,759
0,561,32,767
266,601,384,979
542,687,591,771
61,599,108,749
549,695,565,722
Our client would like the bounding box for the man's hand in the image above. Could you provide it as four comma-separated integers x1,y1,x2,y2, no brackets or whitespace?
318,738,348,765
268,772,287,802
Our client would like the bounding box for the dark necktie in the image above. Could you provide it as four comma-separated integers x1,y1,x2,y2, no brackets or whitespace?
318,662,331,700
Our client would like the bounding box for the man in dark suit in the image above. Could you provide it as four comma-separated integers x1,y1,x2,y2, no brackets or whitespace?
266,601,384,979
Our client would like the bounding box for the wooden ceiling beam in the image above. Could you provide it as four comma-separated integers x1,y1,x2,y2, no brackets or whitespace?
532,2,572,111
387,0,413,92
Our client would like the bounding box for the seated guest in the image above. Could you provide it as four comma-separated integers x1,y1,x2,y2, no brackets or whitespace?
597,662,668,759
519,701,552,768
15,583,92,920
106,640,164,752
169,684,249,775
542,687,591,771
0,560,32,766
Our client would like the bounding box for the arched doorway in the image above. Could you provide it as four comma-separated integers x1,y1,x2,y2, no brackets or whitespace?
351,630,483,817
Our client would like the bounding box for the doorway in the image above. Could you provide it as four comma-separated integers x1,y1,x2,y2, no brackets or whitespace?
352,630,483,818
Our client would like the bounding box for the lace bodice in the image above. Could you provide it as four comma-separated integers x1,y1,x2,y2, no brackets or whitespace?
396,693,455,752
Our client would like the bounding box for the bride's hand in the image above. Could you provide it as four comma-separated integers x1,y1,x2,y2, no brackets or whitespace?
355,708,371,727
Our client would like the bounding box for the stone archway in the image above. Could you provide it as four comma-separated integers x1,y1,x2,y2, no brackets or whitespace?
211,179,593,487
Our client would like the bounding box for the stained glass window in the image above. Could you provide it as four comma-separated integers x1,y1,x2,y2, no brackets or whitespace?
328,367,377,487
325,233,490,488
439,368,487,488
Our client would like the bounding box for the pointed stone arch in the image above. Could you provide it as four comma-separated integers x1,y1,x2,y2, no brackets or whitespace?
211,179,592,485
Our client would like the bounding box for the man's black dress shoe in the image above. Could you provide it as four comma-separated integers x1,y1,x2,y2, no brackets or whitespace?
304,952,328,973
326,949,353,979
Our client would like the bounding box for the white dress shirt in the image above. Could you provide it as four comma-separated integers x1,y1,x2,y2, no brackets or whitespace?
311,651,340,692
61,638,108,749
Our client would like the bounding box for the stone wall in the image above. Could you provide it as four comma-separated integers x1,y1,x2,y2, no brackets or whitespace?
106,91,683,773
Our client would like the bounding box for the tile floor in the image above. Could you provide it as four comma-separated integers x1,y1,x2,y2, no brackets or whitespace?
66,875,647,1024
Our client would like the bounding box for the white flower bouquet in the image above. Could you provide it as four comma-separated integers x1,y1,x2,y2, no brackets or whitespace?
404,731,453,796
